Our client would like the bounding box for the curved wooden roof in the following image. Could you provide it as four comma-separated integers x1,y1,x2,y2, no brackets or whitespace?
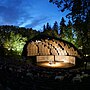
22,35,82,58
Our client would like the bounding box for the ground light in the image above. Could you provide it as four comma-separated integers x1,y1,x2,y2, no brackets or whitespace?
37,61,75,68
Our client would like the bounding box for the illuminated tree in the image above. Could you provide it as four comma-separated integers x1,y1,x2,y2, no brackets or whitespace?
3,32,27,55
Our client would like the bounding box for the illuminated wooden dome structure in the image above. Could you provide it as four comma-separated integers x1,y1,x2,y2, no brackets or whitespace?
23,35,82,68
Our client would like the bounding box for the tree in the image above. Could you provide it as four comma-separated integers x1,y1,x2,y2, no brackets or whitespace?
0,44,5,57
59,17,66,38
46,23,52,30
73,18,84,47
43,25,46,31
43,23,53,36
49,0,90,55
49,0,90,22
66,20,73,42
3,32,27,55
53,21,58,34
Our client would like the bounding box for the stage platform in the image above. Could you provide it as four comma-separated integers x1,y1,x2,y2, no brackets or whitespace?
36,61,75,68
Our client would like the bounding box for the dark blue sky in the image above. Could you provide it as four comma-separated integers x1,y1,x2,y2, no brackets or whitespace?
0,0,68,30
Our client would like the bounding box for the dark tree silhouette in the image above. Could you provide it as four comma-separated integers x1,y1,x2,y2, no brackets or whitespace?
46,22,52,30
66,20,73,42
49,0,90,55
53,21,58,34
43,25,46,31
60,17,66,38
49,0,90,21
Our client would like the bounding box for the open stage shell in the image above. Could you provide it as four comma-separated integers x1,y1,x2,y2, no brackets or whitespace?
22,35,82,68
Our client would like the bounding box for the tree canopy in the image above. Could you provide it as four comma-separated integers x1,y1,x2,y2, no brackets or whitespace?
49,0,90,55
49,0,90,21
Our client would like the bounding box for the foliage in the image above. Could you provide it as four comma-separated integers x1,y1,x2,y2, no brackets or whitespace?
49,0,90,21
0,25,41,57
59,17,66,38
0,25,40,40
53,21,58,34
59,18,78,47
3,32,27,55
49,0,90,54
43,23,52,36
43,22,59,37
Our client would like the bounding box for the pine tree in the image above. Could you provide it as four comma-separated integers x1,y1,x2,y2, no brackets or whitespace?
43,23,52,36
43,25,46,31
66,20,73,42
46,23,52,31
59,17,66,38
53,21,58,34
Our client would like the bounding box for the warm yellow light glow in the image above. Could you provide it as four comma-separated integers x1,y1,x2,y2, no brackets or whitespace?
37,62,74,68
48,62,63,67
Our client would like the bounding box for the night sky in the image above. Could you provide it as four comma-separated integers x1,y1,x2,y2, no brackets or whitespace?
0,0,68,31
